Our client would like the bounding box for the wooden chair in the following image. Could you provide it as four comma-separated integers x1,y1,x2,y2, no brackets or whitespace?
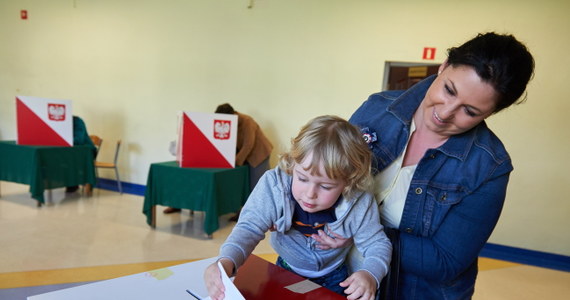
95,140,123,194
82,135,104,196
89,135,103,159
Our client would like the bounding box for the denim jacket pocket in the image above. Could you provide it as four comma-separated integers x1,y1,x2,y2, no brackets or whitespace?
422,185,466,236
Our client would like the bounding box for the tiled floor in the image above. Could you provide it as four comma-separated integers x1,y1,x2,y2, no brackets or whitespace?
0,181,569,299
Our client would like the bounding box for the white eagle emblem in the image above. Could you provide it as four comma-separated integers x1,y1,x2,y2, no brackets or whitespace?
213,120,231,140
48,104,66,121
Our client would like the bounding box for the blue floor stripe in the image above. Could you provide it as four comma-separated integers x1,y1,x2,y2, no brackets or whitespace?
481,243,570,272
95,178,146,196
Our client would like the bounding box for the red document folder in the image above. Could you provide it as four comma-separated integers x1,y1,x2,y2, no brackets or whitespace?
235,255,345,300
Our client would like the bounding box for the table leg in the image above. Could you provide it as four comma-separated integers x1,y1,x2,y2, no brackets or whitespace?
84,183,93,197
151,205,156,228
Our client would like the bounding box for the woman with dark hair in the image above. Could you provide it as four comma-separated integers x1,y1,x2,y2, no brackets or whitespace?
314,32,535,299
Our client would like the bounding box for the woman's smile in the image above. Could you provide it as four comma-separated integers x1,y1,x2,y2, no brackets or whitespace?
432,109,447,125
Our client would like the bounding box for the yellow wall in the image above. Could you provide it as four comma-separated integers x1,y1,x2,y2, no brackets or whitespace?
1,0,569,256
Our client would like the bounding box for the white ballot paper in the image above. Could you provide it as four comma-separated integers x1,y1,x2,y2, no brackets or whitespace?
199,261,245,300
218,261,245,300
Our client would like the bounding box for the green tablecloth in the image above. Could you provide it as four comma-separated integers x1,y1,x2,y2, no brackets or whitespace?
143,161,250,235
0,140,96,204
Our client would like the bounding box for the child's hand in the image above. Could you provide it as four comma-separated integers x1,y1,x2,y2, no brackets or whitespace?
203,258,234,300
311,226,352,250
339,270,376,300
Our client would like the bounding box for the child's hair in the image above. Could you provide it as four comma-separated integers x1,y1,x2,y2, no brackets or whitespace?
278,115,373,198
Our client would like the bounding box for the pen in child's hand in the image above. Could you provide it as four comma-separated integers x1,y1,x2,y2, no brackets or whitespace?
186,289,201,300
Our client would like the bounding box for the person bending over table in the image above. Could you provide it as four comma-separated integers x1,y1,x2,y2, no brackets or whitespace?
163,103,273,217
313,32,535,300
66,116,97,194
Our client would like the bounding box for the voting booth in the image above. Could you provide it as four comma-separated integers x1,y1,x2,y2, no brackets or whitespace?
16,95,73,147
176,111,238,168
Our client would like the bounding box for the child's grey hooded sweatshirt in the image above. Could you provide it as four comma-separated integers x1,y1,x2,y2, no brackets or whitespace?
219,167,392,287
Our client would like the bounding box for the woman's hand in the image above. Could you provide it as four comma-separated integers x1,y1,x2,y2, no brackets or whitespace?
203,258,234,300
339,270,377,300
311,226,353,250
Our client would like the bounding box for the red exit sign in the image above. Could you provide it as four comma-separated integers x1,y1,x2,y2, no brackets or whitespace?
423,47,436,60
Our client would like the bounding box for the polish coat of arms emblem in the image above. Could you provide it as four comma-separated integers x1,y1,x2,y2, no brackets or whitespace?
213,119,231,140
48,103,66,121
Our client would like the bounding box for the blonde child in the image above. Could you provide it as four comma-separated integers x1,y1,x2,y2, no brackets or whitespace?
204,115,391,300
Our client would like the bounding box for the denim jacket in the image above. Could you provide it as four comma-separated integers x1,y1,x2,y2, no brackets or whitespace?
349,75,512,300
